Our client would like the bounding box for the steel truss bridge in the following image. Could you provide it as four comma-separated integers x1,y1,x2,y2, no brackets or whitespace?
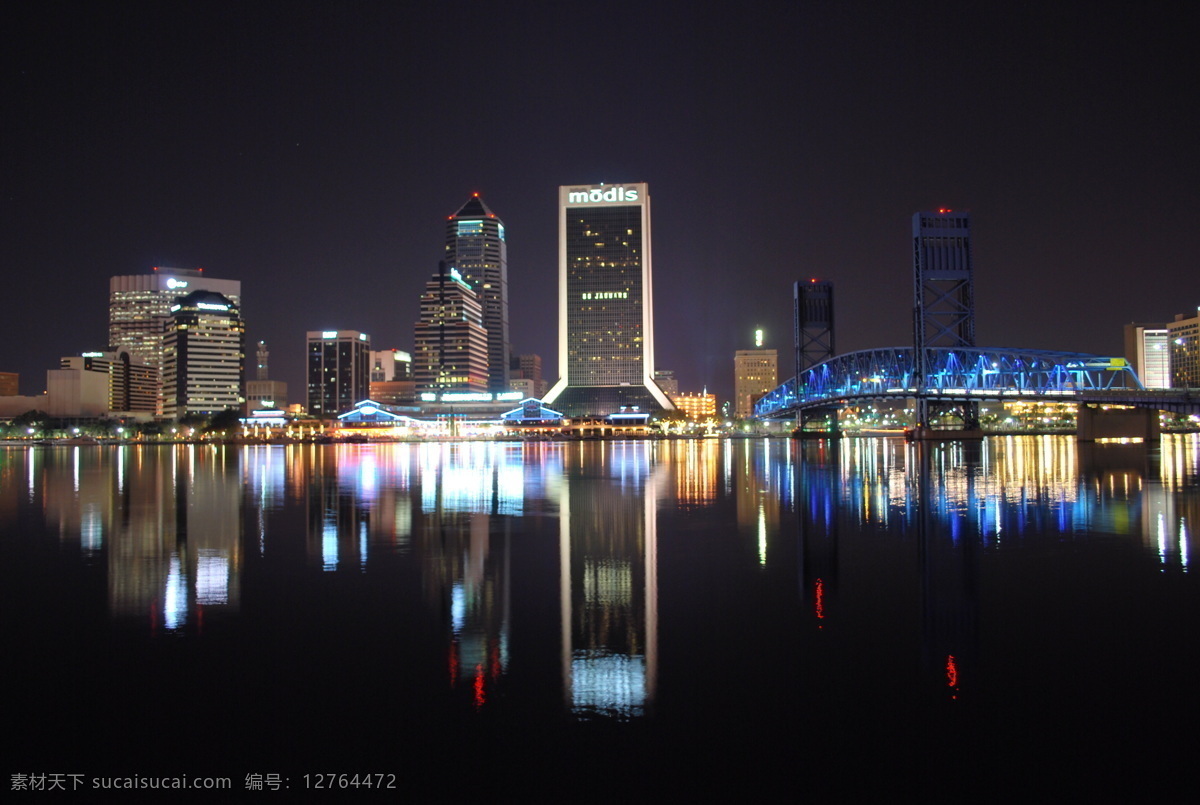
755,346,1200,420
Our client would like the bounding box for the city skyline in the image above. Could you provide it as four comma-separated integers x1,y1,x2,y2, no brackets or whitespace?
4,3,1196,406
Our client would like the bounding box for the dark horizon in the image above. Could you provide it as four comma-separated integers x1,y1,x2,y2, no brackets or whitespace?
4,2,1196,406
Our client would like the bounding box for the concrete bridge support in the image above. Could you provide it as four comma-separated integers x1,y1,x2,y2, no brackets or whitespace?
1076,404,1160,442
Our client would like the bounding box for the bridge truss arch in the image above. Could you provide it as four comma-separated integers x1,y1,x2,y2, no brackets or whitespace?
755,346,1144,419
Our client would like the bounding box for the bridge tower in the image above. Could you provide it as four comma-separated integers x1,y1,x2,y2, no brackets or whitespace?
912,211,979,430
795,279,839,434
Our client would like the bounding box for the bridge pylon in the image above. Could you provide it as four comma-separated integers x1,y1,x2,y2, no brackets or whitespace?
912,211,979,436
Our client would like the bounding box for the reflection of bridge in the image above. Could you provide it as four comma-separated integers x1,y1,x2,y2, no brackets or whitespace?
755,346,1199,424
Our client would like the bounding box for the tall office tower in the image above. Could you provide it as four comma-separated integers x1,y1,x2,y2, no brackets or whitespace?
61,349,159,414
544,183,674,417
246,340,288,410
0,373,18,396
1168,308,1200,388
109,267,242,376
795,279,835,377
162,291,245,419
734,329,778,418
307,330,370,417
445,194,510,393
1123,323,1170,388
413,261,489,394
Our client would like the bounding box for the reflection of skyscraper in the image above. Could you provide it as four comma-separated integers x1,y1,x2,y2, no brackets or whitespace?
544,183,674,417
445,195,510,393
560,443,659,718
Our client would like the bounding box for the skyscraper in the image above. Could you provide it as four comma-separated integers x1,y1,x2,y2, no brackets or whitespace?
162,291,245,419
306,330,370,417
734,329,778,418
544,183,673,417
445,194,509,392
413,262,489,394
109,267,241,413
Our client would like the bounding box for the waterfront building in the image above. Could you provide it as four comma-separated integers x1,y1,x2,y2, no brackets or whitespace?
162,291,245,419
109,267,241,412
413,262,489,394
670,391,716,421
306,330,371,417
0,372,18,396
509,353,547,398
1123,323,1170,388
544,183,674,417
734,329,777,418
445,194,509,393
653,369,679,396
370,349,413,382
60,349,158,414
245,340,288,410
1168,308,1200,387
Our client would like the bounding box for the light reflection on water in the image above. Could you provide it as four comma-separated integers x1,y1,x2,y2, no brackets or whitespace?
3,434,1198,792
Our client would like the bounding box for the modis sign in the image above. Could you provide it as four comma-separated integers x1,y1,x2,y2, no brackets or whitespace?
566,186,641,204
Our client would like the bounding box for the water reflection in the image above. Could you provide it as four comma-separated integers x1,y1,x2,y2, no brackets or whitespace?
5,433,1198,776
560,442,660,719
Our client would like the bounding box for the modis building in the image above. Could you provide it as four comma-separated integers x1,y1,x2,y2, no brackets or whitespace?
544,183,674,417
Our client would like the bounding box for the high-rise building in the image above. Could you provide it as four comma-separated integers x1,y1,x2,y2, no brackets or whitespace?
544,183,673,417
61,349,158,414
1123,323,1170,388
509,353,547,398
162,291,245,419
653,369,679,396
734,329,778,418
306,330,370,417
109,268,242,401
446,194,509,393
413,262,489,394
0,372,18,396
1168,308,1200,388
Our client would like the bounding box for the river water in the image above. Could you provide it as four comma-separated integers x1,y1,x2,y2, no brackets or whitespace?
4,436,1197,797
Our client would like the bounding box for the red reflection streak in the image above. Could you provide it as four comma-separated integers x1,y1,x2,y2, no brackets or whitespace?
473,665,486,709
814,578,825,626
489,640,501,679
448,642,458,687
947,655,959,699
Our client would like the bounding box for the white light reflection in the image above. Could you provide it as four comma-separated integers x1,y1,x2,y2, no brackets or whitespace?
1180,518,1189,572
195,550,229,605
322,513,338,571
164,554,186,630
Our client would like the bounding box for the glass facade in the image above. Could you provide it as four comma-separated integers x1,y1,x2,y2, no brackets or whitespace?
445,196,509,393
306,331,370,417
546,183,673,417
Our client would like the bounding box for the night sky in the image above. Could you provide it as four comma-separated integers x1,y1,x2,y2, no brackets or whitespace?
4,2,1196,405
